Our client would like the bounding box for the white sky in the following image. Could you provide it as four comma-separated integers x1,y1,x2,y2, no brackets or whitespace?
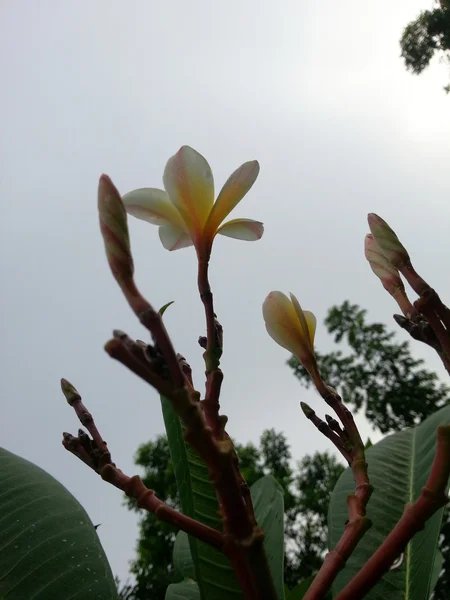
1,0,450,586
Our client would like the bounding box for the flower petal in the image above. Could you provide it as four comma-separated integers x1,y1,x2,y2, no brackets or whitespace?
159,224,194,251
163,146,214,235
264,321,304,356
122,188,186,230
205,160,260,233
289,293,316,346
262,291,313,360
217,218,264,241
364,234,404,292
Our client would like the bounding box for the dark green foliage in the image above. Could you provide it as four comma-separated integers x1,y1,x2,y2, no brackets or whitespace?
400,1,450,91
289,301,449,433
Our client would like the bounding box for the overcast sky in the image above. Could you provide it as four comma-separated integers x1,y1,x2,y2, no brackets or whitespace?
1,0,450,587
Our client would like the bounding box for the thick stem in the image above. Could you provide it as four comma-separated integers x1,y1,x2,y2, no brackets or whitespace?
197,258,219,371
400,264,450,373
101,466,224,549
301,383,372,600
120,278,186,388
104,264,276,598
335,426,450,600
197,257,223,433
303,515,371,600
300,403,352,463
312,375,364,449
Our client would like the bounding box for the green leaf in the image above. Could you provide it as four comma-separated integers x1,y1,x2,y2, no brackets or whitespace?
328,404,450,599
250,476,285,599
430,549,443,594
174,531,195,580
0,447,117,600
161,397,242,599
166,579,201,599
159,301,175,316
285,575,315,598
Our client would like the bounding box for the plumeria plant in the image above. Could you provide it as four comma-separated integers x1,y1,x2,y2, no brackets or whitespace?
59,146,450,600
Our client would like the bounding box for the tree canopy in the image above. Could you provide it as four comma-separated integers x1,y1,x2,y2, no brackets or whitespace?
400,1,450,91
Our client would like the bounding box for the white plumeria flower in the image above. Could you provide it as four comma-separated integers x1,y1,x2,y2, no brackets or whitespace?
122,146,263,255
262,291,316,366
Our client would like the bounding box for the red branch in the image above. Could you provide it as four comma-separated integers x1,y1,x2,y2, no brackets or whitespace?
335,425,450,600
400,263,450,374
197,258,223,433
103,334,277,600
301,381,372,600
61,382,224,550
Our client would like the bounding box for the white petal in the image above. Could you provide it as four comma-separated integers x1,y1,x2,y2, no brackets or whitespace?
158,225,194,251
262,291,314,361
217,218,264,241
122,188,186,230
289,293,316,346
206,160,260,233
163,146,214,234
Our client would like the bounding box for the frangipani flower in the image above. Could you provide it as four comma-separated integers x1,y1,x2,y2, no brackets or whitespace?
262,291,317,369
122,146,263,255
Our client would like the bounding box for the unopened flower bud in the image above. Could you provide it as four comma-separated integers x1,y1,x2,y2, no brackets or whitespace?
98,175,134,283
364,234,405,295
61,378,81,405
300,401,315,418
367,214,410,269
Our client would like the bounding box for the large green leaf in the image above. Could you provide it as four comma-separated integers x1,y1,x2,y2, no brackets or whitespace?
166,579,201,599
173,531,195,580
250,476,285,600
161,397,242,599
0,447,117,600
328,404,450,599
429,549,443,595
286,575,315,599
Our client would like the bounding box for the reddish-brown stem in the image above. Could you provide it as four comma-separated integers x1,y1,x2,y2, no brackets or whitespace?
312,375,364,449
413,291,450,374
335,425,450,600
303,513,371,600
105,337,174,397
102,260,275,598
198,258,218,369
301,382,372,600
61,380,112,468
120,278,186,388
400,263,430,296
62,390,224,550
101,466,224,550
300,403,352,463
229,432,257,525
391,287,417,318
196,257,260,537
197,258,224,432
399,263,450,372
202,370,224,436
106,344,277,599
